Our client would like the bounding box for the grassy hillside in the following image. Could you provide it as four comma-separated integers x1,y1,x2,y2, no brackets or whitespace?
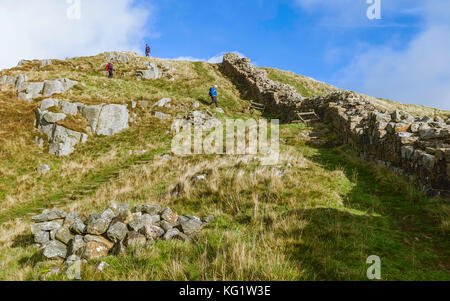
0,53,448,280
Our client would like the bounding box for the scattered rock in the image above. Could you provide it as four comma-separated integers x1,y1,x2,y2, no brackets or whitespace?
153,98,172,108
97,261,110,272
163,229,193,243
43,240,68,259
55,227,74,245
86,217,109,235
107,222,128,243
36,164,51,174
32,209,66,223
125,231,147,247
30,205,213,262
181,219,203,236
70,221,86,235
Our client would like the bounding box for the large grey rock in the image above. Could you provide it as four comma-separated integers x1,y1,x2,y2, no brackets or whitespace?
141,225,165,240
107,222,128,243
49,125,86,156
160,220,173,232
81,104,103,132
125,231,147,247
137,62,161,80
32,209,66,222
128,214,158,232
134,204,161,215
85,217,109,235
55,227,74,245
82,235,114,260
163,229,193,243
42,79,77,97
60,101,79,115
100,209,116,223
43,112,66,123
31,221,62,234
34,230,50,245
17,82,44,98
43,240,68,259
70,221,86,235
181,219,203,236
64,211,82,228
161,208,179,226
42,80,64,96
69,235,86,256
96,104,129,136
104,52,131,63
40,98,60,111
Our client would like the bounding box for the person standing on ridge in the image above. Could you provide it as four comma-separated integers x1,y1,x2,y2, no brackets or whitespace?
145,44,151,57
106,61,114,78
209,85,219,108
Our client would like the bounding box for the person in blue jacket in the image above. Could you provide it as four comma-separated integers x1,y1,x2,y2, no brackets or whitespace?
209,85,219,108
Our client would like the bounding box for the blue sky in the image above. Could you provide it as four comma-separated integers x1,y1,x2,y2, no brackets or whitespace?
0,0,449,109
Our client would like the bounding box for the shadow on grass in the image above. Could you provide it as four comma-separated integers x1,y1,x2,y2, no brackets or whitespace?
282,134,450,280
11,233,34,248
197,98,211,106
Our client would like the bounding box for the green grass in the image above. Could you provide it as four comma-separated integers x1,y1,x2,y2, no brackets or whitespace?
0,53,448,281
263,67,337,97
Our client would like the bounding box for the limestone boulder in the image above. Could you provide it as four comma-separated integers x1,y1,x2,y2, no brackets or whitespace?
32,209,66,223
49,125,87,157
107,222,128,243
96,104,129,136
39,59,52,69
43,240,68,259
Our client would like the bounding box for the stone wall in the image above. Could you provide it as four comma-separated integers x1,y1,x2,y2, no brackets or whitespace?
303,91,450,195
220,53,450,195
220,53,304,122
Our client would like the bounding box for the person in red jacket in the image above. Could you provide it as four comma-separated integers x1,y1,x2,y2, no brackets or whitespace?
106,61,114,78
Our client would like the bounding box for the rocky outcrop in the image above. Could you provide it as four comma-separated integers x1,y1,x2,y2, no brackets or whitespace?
220,53,304,122
104,51,134,63
1,74,78,102
35,99,129,156
171,110,221,132
302,91,450,195
136,62,175,80
31,205,213,263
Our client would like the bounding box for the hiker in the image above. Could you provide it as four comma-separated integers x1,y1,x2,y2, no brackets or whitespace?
106,61,114,78
209,85,219,108
145,44,151,57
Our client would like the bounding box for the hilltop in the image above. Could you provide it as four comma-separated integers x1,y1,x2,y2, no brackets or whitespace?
0,51,448,281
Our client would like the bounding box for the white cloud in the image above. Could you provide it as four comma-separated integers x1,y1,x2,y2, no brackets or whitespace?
166,51,246,64
0,0,154,69
335,1,450,110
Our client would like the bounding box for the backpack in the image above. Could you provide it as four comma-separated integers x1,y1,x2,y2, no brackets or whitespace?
106,63,111,71
209,87,217,97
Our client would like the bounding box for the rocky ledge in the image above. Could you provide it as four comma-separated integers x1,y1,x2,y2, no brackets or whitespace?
35,98,129,156
0,74,78,102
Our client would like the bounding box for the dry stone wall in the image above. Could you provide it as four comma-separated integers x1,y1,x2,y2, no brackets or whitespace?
303,91,450,195
221,53,304,122
220,53,450,195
